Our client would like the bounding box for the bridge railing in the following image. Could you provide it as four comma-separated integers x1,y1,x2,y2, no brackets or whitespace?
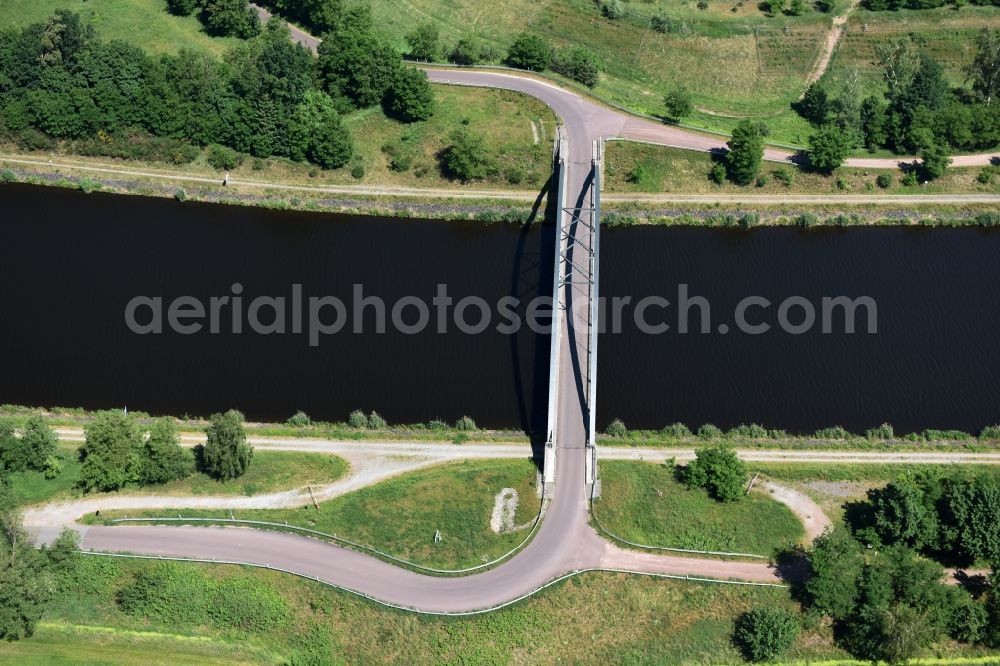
543,127,568,486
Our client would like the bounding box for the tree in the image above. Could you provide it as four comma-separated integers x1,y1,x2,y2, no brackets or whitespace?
966,29,1000,106
920,139,951,180
385,67,435,122
317,5,400,108
166,0,200,16
941,477,1000,563
79,410,142,492
202,410,252,481
807,123,852,172
869,474,941,550
0,478,54,641
139,419,193,485
733,607,799,662
798,83,829,124
680,444,746,502
449,37,480,66
805,527,865,618
288,89,354,168
201,0,260,39
0,416,57,473
551,47,599,88
442,127,497,181
663,86,693,121
406,24,439,61
860,95,888,150
725,120,765,185
506,33,551,72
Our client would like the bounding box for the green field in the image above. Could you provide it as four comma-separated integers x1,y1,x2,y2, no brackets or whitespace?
595,460,804,554
604,141,1000,196
10,445,348,506
92,459,542,569
1,0,241,56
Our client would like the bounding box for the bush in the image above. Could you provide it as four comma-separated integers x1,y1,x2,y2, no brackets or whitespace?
79,410,142,492
603,0,626,19
795,213,819,227
166,0,200,16
139,418,193,485
977,166,996,184
348,410,369,429
814,426,851,439
550,47,599,88
454,416,477,431
0,169,16,183
663,86,693,121
681,444,747,502
755,173,769,188
733,607,800,662
729,423,768,438
773,167,794,186
606,418,628,437
709,163,727,184
117,563,213,624
367,411,387,430
207,144,241,171
660,422,691,437
739,213,759,229
506,33,552,71
442,127,497,181
876,173,893,188
865,423,894,440
287,411,311,427
981,425,1000,439
697,424,723,439
210,577,289,632
351,164,365,179
449,38,480,65
902,170,918,187
174,188,188,202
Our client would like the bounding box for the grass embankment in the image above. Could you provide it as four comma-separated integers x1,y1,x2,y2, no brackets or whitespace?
90,459,541,570
605,141,1000,197
9,441,348,506
12,554,998,664
2,0,240,57
595,461,803,555
1,84,556,193
0,404,530,444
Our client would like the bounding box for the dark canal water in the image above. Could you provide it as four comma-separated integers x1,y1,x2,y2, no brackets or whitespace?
2,183,999,434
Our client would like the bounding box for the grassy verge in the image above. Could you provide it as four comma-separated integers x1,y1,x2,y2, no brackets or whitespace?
598,431,1000,453
11,447,348,506
604,141,1000,196
595,461,803,555
89,459,541,570
2,0,241,57
22,553,1000,664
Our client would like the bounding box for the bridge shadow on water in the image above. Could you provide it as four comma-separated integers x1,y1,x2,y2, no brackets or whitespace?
508,174,556,471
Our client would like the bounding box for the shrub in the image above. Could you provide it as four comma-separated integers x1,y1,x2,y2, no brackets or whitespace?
506,33,552,71
166,0,200,16
550,47,599,88
709,163,727,184
876,173,893,188
814,426,851,439
795,213,819,227
681,444,747,502
865,423,894,440
139,418,193,485
207,144,241,171
427,419,448,431
367,411,387,430
901,170,918,187
0,169,16,183
385,68,435,122
697,423,723,439
660,422,691,437
442,128,497,181
603,0,626,19
733,607,800,662
980,425,1000,439
606,418,628,437
348,410,369,429
117,563,213,624
287,411,311,427
210,577,288,632
174,188,187,201
351,164,365,179
977,167,996,184
449,38,480,65
755,173,769,188
729,423,768,438
663,86,693,121
79,410,142,492
739,213,759,229
454,416,477,431
773,167,794,186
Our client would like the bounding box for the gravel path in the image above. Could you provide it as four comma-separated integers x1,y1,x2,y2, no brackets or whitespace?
758,481,832,544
